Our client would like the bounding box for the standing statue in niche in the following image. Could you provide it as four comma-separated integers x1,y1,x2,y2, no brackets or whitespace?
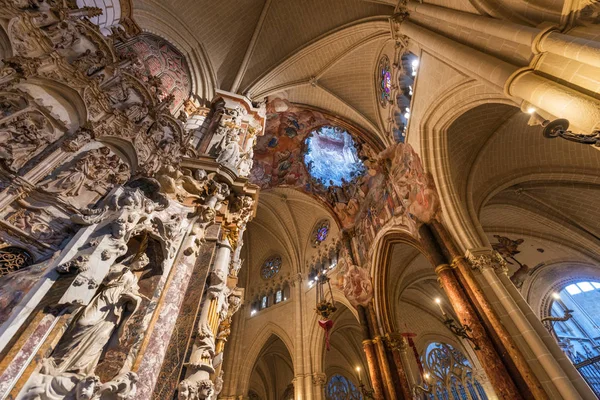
216,129,240,166
23,254,149,400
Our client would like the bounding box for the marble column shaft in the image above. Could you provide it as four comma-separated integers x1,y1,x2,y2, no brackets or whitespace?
482,260,590,399
358,305,385,399
387,336,412,400
429,221,546,400
420,224,523,400
368,305,398,400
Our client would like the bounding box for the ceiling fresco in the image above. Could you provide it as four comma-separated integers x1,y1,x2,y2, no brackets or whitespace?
250,98,439,265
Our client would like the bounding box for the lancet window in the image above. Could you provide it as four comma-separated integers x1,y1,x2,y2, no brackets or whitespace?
422,342,488,400
325,374,362,400
549,281,600,395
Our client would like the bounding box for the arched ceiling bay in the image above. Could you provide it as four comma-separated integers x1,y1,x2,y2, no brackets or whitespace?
243,188,340,290
134,0,395,142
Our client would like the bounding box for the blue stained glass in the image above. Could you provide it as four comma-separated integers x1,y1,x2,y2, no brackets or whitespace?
304,126,365,187
261,256,282,279
317,226,328,242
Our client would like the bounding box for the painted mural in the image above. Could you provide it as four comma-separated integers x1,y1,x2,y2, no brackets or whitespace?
250,98,439,266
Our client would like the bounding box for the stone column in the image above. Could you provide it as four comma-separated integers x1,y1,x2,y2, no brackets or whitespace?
397,19,600,134
312,372,327,400
182,238,233,397
468,248,593,399
368,305,397,400
406,1,600,69
386,333,413,400
429,220,546,399
357,305,385,399
292,275,306,399
420,224,523,399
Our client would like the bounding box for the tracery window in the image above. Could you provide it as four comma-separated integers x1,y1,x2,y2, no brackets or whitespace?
275,290,283,304
392,52,419,143
377,55,392,107
118,34,192,112
261,255,282,280
261,296,268,310
422,342,488,400
0,246,34,277
325,374,362,400
311,219,330,247
304,126,365,187
550,281,600,395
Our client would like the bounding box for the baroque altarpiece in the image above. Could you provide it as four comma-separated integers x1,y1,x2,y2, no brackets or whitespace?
0,2,260,399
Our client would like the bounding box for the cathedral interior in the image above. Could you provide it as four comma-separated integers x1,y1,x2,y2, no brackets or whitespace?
0,0,599,399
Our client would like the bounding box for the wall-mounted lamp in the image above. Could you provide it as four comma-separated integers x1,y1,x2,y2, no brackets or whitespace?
542,292,574,326
434,298,480,350
542,118,600,147
356,366,375,399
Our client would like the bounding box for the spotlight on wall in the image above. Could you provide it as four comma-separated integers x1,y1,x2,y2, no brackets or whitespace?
526,106,536,114
250,309,257,316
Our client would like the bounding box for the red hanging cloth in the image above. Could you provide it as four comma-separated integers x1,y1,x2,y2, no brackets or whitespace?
319,319,334,351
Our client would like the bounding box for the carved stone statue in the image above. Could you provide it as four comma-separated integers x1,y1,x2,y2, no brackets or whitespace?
237,149,253,177
42,254,149,377
215,130,240,166
23,253,148,400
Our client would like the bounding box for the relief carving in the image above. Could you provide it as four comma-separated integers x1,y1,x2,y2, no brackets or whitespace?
39,147,129,207
0,111,55,172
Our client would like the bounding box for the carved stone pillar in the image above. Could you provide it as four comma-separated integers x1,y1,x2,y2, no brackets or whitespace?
367,305,397,400
467,248,585,399
428,220,545,399
386,333,412,400
357,305,385,399
291,275,306,399
312,372,327,400
181,238,233,398
420,224,523,400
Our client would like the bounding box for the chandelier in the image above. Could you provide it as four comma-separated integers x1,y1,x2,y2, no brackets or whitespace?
313,268,337,351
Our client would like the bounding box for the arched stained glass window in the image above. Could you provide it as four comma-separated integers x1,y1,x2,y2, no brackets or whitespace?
549,281,600,396
325,374,362,400
0,246,34,277
378,55,392,107
304,126,365,188
422,342,488,400
261,255,282,280
312,220,330,247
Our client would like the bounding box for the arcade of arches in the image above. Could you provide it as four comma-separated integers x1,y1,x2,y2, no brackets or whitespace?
0,1,599,400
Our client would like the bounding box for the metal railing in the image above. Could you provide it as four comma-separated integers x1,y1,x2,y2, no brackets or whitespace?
575,355,600,396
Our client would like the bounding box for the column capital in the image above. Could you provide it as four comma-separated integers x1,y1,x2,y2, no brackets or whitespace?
312,372,327,387
385,332,407,351
465,248,508,274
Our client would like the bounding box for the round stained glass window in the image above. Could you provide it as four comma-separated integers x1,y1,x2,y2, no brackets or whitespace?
261,255,282,280
312,220,330,247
